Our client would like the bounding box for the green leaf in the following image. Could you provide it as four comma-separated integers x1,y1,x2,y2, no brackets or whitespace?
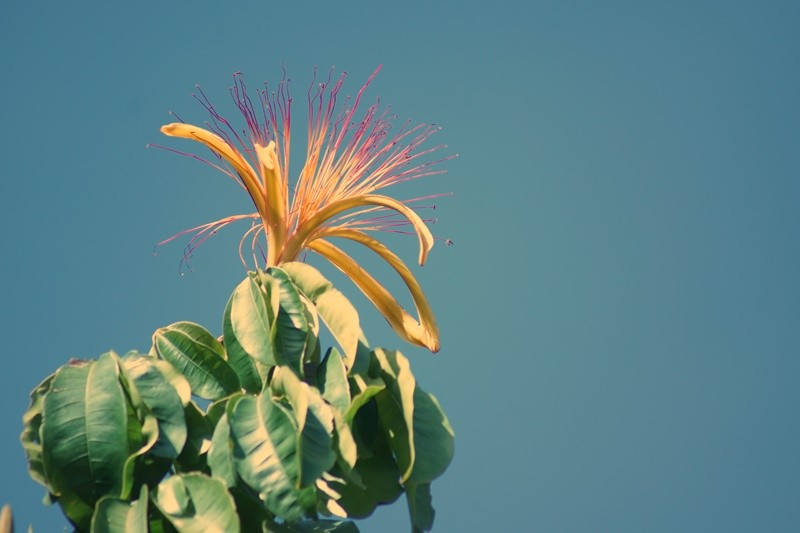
263,268,310,373
91,485,149,533
372,349,416,483
153,322,240,400
372,349,454,486
175,401,212,472
227,392,315,521
228,486,272,532
207,413,237,488
317,348,350,415
21,373,55,489
117,359,161,499
270,367,336,487
225,275,277,387
154,473,240,533
205,396,230,427
152,358,192,406
300,292,322,366
123,354,187,459
280,262,363,370
331,416,402,519
41,354,139,529
344,384,385,426
332,411,357,473
289,519,360,532
406,388,454,485
406,482,435,532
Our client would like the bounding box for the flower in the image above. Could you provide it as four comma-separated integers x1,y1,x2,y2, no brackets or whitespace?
157,66,451,353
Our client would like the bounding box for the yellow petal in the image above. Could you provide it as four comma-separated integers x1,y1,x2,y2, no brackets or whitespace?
253,141,286,266
282,194,434,266
307,236,440,353
160,123,266,216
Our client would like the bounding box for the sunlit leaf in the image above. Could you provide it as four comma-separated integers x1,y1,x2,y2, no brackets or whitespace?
123,353,187,459
225,275,277,386
270,367,336,486
227,392,315,521
207,413,237,488
155,473,240,533
280,262,363,369
262,269,310,373
175,401,212,472
317,348,350,415
153,322,240,400
372,349,416,482
332,410,357,474
344,384,385,427
372,349,454,486
40,354,139,529
90,485,149,533
151,358,192,406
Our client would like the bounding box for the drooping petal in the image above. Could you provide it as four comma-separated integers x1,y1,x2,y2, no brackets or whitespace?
161,123,267,217
281,194,434,266
307,237,440,353
319,228,440,352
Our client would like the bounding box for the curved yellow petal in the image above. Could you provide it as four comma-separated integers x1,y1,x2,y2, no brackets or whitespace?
282,194,434,266
307,236,440,353
321,228,440,352
160,123,266,216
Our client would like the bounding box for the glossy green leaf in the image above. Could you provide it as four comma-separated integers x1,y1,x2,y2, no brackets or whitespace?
271,367,336,486
155,473,240,533
317,348,350,415
91,485,149,533
331,418,402,519
372,349,416,483
332,410,357,473
406,482,434,533
153,322,240,400
207,413,237,488
41,354,139,529
205,396,230,427
227,392,315,521
344,384,385,426
21,373,55,489
372,349,454,485
281,262,363,370
263,268,310,372
117,359,161,499
406,388,454,485
151,358,192,406
300,292,322,366
175,401,212,472
123,354,187,459
224,275,276,387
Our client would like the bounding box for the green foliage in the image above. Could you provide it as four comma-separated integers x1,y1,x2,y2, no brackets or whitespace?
21,263,454,532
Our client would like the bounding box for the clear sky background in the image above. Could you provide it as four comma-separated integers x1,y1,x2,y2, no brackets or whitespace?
1,1,799,531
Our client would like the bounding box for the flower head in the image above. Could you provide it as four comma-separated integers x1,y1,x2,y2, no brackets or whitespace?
157,66,451,353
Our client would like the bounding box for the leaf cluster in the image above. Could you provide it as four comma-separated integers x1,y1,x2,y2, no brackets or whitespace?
21,263,453,532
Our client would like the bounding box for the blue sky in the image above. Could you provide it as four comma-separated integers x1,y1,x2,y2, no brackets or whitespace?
1,1,799,531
